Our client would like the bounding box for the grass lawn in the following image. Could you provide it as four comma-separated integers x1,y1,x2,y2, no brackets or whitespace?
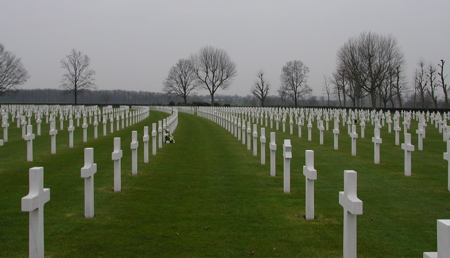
0,108,449,257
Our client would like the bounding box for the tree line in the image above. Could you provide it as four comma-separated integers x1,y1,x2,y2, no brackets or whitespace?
1,32,447,108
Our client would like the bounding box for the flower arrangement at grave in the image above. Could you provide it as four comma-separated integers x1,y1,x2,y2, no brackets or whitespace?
164,129,175,143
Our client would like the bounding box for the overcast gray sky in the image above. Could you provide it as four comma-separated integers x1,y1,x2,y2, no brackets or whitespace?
1,0,449,98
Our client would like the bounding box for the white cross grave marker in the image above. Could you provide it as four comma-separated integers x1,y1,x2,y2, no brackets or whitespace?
38,114,44,132
401,133,415,176
283,139,292,193
443,140,450,191
130,131,139,175
2,114,9,142
289,116,294,135
49,121,58,154
417,122,425,151
270,132,277,177
318,120,325,145
247,121,251,151
24,125,35,162
152,123,157,155
349,125,358,156
298,119,303,138
360,120,366,139
59,115,64,130
339,170,363,258
102,116,107,136
252,124,258,156
260,127,266,165
394,119,401,146
21,167,50,258
237,118,242,141
424,220,450,258
112,137,123,192
303,150,317,220
372,128,382,164
242,119,246,145
386,116,392,133
21,116,27,139
93,115,98,139
158,121,163,149
82,117,88,142
110,116,114,133
307,118,312,141
81,148,97,218
143,126,149,163
333,119,340,150
68,119,75,148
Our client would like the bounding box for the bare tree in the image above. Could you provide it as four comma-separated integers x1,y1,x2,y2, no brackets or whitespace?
378,71,394,108
438,59,448,108
163,58,199,104
192,46,237,105
279,60,312,107
392,66,406,108
322,76,332,106
60,49,96,105
336,32,404,108
100,91,112,104
426,63,438,108
331,70,346,107
0,43,29,96
252,70,270,107
414,60,428,108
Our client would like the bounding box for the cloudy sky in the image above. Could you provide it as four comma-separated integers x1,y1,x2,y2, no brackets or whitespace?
1,0,449,98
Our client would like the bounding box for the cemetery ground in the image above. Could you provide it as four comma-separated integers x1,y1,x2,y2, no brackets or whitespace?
1,109,449,257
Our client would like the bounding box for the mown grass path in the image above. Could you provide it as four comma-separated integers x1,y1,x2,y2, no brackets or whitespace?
1,110,449,257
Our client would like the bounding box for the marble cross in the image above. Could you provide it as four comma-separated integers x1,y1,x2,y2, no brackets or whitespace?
49,121,58,154
318,120,325,145
416,122,425,151
443,140,450,191
339,170,363,258
283,139,292,193
158,121,163,149
21,167,50,258
112,137,123,192
247,121,251,151
349,125,358,156
68,119,75,148
401,133,415,176
143,126,149,163
152,123,157,155
260,127,266,165
130,131,139,175
333,119,340,150
2,114,9,142
424,220,450,258
252,124,258,156
303,150,317,220
372,128,382,164
81,148,97,218
270,132,277,177
82,116,88,142
24,125,35,162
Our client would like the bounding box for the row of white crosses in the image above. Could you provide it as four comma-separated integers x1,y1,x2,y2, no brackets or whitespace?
197,106,370,257
200,107,450,181
12,105,149,161
20,107,172,257
199,107,450,256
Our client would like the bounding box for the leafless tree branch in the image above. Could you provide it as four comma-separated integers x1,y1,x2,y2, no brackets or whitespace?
0,43,29,96
192,46,237,105
60,49,96,104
